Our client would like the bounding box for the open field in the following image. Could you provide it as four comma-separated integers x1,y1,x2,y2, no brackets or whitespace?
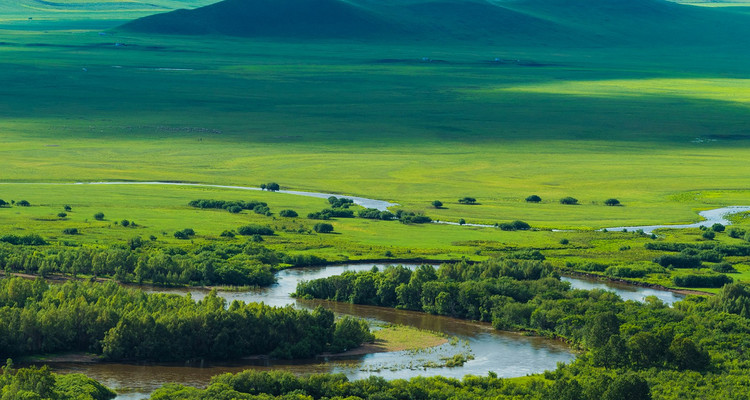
2,1,750,293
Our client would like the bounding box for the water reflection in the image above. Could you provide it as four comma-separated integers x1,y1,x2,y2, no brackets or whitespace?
52,263,691,399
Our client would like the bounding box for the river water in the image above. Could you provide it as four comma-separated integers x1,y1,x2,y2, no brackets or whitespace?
43,263,690,399
603,206,750,234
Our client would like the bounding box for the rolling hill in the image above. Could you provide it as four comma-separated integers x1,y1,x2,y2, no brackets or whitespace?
118,0,750,46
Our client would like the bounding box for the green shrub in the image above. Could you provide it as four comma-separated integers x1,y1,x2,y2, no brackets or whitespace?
560,197,578,205
237,225,274,236
314,223,334,233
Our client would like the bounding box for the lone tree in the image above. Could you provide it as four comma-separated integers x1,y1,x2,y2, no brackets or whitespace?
604,198,621,206
458,197,477,205
314,223,334,233
93,212,105,220
431,200,443,208
64,205,72,211
57,212,67,218
560,197,578,205
525,195,542,203
265,182,280,192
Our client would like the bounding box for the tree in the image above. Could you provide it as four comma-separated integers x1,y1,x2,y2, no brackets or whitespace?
314,223,334,233
711,223,725,232
560,197,578,205
0,199,8,207
94,212,105,221
64,205,72,211
458,218,466,225
702,230,716,240
279,209,298,218
431,200,443,208
458,197,477,204
604,198,621,206
57,212,67,218
525,195,541,203
121,220,130,227
17,200,30,207
602,373,651,400
260,183,266,190
63,228,78,235
265,182,280,192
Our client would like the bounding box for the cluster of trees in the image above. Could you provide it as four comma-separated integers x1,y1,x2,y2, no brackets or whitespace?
0,234,47,246
395,210,431,224
189,199,270,215
260,183,280,191
358,208,394,220
0,277,373,361
237,225,274,236
458,197,477,204
0,360,115,400
497,220,531,231
279,209,298,218
146,370,650,400
174,228,196,240
327,196,354,208
295,260,733,372
0,240,327,286
308,208,354,220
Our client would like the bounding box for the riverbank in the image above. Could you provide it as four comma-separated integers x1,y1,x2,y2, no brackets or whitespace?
561,270,712,297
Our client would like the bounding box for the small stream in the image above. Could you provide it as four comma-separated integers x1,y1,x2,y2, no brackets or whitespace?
44,263,690,399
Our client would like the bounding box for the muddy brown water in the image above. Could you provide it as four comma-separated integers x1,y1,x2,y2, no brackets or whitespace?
46,263,683,399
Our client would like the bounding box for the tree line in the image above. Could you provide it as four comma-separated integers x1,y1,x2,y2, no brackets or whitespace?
0,240,327,287
0,277,372,362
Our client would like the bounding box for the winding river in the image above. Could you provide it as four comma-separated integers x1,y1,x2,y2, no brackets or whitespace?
42,263,690,399
603,206,750,234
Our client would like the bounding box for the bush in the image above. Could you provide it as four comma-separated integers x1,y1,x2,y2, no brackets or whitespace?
0,199,8,207
263,182,280,192
227,205,242,214
712,262,737,273
458,197,477,204
432,200,443,208
728,228,744,238
57,212,67,218
279,209,298,218
64,205,72,211
328,197,354,208
174,228,195,239
673,273,733,288
654,254,702,269
702,230,716,240
525,195,541,203
62,228,79,235
120,220,130,227
458,218,466,225
314,223,334,233
712,223,725,232
560,197,578,205
93,212,105,221
237,225,274,236
604,198,621,206
559,238,569,245
17,200,30,207
220,230,235,238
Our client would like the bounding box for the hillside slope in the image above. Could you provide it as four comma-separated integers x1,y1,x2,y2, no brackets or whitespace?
116,0,750,46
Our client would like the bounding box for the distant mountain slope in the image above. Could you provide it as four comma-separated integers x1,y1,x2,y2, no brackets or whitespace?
118,0,750,46
0,0,217,13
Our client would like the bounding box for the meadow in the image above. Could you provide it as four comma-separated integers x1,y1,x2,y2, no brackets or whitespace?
2,1,750,290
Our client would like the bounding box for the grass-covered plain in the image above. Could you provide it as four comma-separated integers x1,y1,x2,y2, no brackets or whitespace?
2,1,750,292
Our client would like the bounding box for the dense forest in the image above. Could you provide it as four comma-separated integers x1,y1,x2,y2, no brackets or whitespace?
293,259,750,398
0,240,325,287
0,277,372,361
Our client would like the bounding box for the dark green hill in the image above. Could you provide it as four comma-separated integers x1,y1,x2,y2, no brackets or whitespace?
119,0,750,46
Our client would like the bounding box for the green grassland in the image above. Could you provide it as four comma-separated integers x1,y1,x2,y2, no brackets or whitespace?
2,0,750,291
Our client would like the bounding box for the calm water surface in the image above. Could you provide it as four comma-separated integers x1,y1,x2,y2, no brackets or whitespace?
49,263,684,399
